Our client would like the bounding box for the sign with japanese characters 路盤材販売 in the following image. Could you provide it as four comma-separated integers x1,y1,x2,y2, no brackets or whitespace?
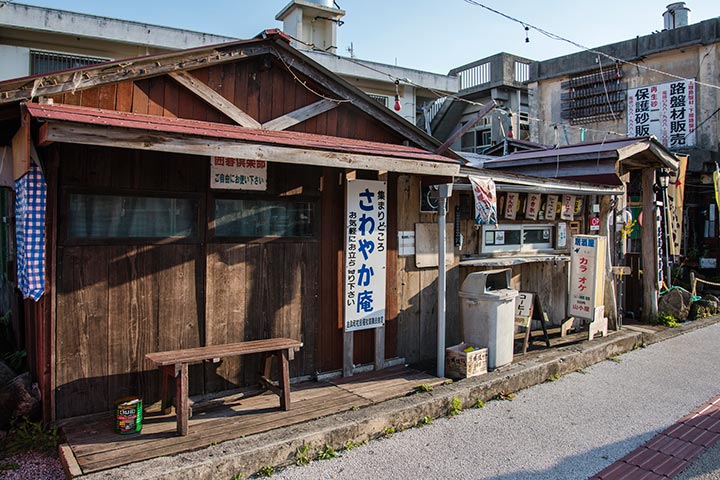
210,157,267,190
627,79,696,149
344,180,387,332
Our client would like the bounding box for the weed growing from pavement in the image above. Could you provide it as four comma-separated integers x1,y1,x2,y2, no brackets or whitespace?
256,465,274,477
351,406,360,411
475,399,485,408
417,416,433,426
493,391,516,401
449,397,463,416
609,356,622,363
383,426,396,437
344,440,363,451
414,384,434,393
294,444,311,466
548,373,562,382
5,417,58,454
317,444,338,460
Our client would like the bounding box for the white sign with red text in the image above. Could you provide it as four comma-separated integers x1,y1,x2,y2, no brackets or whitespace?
210,157,267,190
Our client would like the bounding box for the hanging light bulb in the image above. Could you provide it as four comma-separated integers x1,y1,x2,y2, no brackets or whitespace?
507,124,513,139
393,80,402,111
525,25,530,43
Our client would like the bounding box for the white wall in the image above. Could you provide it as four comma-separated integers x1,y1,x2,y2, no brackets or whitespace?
0,45,30,81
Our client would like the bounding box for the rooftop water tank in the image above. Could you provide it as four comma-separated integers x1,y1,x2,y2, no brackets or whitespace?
663,2,691,30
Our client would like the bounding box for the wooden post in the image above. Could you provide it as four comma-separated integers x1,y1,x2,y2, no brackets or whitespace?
279,350,290,410
599,195,618,330
175,363,189,436
343,330,353,377
641,169,659,322
374,326,385,370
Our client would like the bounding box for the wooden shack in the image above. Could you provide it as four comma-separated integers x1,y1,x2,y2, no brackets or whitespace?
0,31,465,422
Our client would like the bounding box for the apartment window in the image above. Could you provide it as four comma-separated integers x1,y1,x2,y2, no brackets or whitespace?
31,50,110,75
514,61,530,83
461,128,492,153
561,68,626,124
366,94,389,108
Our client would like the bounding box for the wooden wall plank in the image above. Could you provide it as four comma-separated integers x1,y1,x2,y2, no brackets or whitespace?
146,77,165,117
80,86,99,108
131,79,150,114
55,247,109,418
205,243,247,392
115,80,134,112
97,84,117,110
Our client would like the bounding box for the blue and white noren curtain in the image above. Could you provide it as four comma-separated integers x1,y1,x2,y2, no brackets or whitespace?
15,163,46,301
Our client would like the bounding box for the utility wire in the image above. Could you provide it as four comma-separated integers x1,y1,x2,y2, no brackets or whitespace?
462,0,720,92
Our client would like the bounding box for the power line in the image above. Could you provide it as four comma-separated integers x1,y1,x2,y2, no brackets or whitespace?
462,0,720,92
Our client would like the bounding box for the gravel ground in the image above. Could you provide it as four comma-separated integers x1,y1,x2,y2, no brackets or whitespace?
676,441,720,480
273,323,720,480
0,452,64,480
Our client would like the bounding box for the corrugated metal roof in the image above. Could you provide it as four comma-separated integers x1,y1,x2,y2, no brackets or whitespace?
25,102,460,165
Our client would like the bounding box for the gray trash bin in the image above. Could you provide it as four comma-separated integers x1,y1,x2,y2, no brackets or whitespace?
459,268,518,370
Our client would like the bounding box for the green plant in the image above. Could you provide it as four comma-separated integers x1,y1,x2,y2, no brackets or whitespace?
0,462,20,472
475,399,485,408
231,473,244,480
351,406,360,411
414,384,434,393
655,312,680,328
448,397,462,416
6,418,58,454
344,440,361,451
609,356,622,364
294,444,311,466
548,373,562,382
383,426,396,437
493,391,516,401
417,416,433,426
317,444,338,460
256,465,274,477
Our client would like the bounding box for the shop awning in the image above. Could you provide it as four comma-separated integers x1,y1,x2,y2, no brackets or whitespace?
25,102,462,177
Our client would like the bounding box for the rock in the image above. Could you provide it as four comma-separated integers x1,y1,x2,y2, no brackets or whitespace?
701,294,720,315
689,300,713,321
0,360,14,386
0,373,41,429
658,288,692,321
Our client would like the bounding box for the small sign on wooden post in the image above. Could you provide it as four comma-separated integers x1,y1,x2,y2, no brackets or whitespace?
568,235,608,340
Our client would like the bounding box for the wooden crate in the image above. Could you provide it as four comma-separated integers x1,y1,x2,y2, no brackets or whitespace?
445,343,488,379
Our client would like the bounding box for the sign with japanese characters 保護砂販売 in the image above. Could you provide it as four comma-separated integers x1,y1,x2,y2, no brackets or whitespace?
627,79,696,149
344,180,387,332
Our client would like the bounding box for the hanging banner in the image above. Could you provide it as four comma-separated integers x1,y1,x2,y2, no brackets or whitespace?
505,192,519,220
561,195,575,220
210,157,267,190
469,176,497,226
627,79,696,149
525,193,541,220
344,179,387,332
545,195,558,221
667,155,687,256
569,235,606,321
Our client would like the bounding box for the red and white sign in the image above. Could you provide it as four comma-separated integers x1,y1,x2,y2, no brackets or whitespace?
210,157,267,190
590,217,601,231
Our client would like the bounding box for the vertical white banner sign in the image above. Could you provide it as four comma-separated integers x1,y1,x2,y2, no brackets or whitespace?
545,195,558,221
344,179,387,332
569,235,606,321
627,79,696,149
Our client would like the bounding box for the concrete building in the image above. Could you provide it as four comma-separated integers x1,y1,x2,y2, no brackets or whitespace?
429,52,533,154
0,1,458,126
527,3,720,267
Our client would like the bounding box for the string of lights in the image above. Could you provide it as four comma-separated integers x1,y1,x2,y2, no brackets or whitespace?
461,0,720,92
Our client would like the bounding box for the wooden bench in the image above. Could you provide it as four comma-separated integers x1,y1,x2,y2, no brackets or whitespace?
145,338,303,436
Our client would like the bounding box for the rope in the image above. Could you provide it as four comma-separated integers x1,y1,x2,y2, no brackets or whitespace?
691,277,720,296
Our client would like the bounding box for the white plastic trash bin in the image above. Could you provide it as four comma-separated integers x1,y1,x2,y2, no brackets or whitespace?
459,268,518,370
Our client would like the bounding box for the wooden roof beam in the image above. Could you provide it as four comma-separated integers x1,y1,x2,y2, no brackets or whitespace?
168,71,261,129
262,99,338,131
38,121,461,177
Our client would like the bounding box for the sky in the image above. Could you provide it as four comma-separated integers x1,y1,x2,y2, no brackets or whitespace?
11,0,720,74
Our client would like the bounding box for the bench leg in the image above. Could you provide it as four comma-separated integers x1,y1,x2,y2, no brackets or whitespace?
160,366,174,415
279,349,290,411
175,363,189,436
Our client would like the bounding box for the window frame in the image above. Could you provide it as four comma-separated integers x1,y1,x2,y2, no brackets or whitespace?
480,223,555,254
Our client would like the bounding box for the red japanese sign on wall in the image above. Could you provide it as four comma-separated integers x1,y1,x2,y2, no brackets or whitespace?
569,235,606,321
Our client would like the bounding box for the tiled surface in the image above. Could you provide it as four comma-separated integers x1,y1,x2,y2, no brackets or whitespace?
590,394,720,479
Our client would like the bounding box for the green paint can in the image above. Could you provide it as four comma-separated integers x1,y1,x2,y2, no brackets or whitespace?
114,397,143,434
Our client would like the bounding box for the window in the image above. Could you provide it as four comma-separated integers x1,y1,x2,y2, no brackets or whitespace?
214,198,315,238
366,94,389,108
31,50,110,75
560,68,626,124
460,128,492,153
514,61,530,83
68,194,197,239
480,224,554,254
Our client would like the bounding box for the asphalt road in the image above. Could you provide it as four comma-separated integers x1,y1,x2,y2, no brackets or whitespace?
273,323,720,480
